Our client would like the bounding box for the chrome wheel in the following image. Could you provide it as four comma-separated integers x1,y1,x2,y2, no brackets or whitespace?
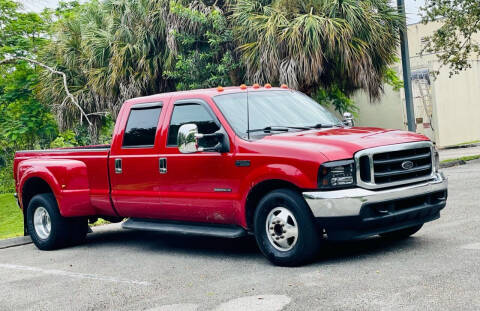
266,207,299,251
33,206,51,240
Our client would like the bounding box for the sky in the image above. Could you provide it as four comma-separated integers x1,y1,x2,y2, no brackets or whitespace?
18,0,427,24
403,0,426,24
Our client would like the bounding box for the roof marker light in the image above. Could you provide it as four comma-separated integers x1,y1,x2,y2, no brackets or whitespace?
264,83,272,89
280,84,288,89
217,86,224,92
240,84,247,90
252,83,260,89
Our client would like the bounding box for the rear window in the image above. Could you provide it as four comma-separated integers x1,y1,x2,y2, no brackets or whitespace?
123,106,162,147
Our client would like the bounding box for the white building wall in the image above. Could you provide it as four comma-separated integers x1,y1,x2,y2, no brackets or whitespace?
354,21,480,147
352,83,406,131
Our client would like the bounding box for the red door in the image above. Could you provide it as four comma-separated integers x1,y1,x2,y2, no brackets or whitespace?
157,98,238,224
109,101,167,218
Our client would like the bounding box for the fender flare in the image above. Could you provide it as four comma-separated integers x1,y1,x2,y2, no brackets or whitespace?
18,159,94,217
236,163,315,227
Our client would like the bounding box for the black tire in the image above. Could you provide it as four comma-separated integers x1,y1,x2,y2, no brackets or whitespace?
67,217,89,246
380,224,423,239
27,193,88,250
254,188,321,266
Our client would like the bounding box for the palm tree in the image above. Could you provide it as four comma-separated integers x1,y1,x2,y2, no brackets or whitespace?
36,0,403,141
38,0,174,142
231,0,403,98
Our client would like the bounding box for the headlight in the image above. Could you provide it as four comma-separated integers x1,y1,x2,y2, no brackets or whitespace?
318,159,355,189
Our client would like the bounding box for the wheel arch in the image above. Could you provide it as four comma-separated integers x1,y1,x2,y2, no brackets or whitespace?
20,176,56,235
17,159,94,217
244,179,302,231
21,177,55,212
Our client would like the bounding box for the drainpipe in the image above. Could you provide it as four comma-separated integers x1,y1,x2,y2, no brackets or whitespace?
397,0,416,132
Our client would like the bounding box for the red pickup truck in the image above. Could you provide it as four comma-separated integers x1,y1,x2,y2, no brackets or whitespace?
13,86,448,266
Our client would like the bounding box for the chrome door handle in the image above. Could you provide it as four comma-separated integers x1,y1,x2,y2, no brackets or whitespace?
159,158,167,174
115,158,122,174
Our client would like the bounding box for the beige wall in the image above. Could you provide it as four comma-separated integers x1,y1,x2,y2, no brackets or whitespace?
353,83,406,130
430,61,480,146
354,21,480,147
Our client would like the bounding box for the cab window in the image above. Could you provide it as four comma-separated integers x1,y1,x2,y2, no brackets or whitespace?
167,103,220,147
123,106,162,147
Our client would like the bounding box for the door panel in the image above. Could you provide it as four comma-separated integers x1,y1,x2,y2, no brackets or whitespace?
110,154,165,217
159,99,237,224
109,102,166,218
159,152,237,223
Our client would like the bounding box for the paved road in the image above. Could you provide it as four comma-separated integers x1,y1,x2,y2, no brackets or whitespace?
1,161,480,311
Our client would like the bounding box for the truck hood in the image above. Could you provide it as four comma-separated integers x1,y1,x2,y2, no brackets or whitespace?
259,127,430,161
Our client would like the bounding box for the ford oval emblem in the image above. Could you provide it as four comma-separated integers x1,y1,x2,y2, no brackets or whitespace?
401,160,414,170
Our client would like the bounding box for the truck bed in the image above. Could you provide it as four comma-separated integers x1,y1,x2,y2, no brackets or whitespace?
14,145,116,217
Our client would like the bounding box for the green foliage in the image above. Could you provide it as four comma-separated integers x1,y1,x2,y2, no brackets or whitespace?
0,0,59,193
422,0,480,76
231,0,404,98
383,67,404,91
50,130,78,148
0,0,57,153
49,115,113,148
313,86,359,116
98,115,114,145
164,1,240,89
0,93,57,193
0,0,51,56
38,0,174,140
0,99,57,148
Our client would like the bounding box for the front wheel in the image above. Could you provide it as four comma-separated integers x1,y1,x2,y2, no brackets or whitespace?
380,224,423,239
254,189,321,266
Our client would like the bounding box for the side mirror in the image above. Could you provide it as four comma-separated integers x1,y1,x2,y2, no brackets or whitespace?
343,112,354,127
177,123,229,154
178,124,200,154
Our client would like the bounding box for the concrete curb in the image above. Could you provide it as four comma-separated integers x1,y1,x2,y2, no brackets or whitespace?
440,158,480,169
442,143,480,150
0,236,32,249
440,160,466,169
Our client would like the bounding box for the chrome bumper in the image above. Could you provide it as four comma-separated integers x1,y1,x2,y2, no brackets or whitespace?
303,172,448,218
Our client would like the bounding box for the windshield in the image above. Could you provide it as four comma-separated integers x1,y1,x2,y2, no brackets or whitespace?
213,90,341,139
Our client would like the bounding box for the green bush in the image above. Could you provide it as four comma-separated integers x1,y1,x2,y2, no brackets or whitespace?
50,130,78,148
313,85,359,116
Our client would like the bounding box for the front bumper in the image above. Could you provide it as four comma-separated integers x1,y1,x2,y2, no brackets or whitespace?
303,172,448,240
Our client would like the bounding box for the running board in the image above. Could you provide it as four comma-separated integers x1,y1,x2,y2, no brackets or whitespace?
122,218,248,239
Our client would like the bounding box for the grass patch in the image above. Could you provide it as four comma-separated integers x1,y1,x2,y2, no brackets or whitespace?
0,193,24,239
457,140,480,146
441,154,480,164
451,140,480,147
91,218,110,227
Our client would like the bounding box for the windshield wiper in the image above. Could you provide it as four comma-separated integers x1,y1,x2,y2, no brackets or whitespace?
247,125,311,133
309,123,343,129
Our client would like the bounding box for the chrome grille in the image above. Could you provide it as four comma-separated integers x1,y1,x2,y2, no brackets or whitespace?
355,142,435,189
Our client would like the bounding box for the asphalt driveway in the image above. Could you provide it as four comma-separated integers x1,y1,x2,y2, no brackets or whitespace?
1,161,479,311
